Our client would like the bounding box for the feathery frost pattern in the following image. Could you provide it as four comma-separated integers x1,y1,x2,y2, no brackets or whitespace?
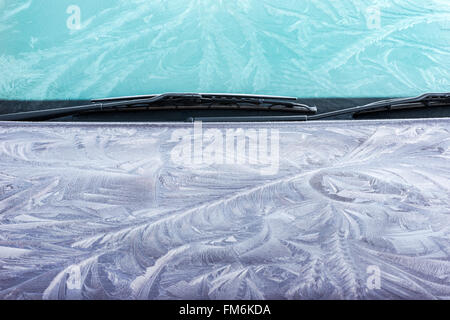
0,0,449,99
0,119,449,299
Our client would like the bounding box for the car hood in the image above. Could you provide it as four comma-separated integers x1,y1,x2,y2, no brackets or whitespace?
0,119,449,299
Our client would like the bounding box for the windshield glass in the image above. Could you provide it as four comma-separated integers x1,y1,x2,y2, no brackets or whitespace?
0,0,449,101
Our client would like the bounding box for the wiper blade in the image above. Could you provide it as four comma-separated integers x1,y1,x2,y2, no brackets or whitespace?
306,92,450,121
91,93,308,104
194,92,450,122
0,93,316,121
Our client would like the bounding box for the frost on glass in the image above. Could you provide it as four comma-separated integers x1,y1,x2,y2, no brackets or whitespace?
0,119,450,300
0,0,449,99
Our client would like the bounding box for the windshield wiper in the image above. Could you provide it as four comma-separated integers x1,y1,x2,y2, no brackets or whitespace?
308,92,450,120
194,93,450,122
2,92,447,122
0,93,316,121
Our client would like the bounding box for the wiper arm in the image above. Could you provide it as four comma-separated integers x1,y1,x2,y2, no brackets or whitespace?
0,93,316,121
4,92,445,122
194,92,450,122
307,92,450,121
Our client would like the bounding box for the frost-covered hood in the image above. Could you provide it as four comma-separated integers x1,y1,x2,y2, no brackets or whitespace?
0,119,450,300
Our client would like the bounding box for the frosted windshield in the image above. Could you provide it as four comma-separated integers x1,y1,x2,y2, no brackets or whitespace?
0,0,449,100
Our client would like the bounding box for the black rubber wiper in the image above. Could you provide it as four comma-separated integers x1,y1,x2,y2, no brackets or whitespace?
307,92,450,121
0,93,316,121
195,92,450,122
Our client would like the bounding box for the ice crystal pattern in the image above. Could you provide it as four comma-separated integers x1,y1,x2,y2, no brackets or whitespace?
0,119,450,299
0,0,449,99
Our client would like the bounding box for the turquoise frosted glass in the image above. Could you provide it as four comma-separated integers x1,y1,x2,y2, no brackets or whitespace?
0,0,449,100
